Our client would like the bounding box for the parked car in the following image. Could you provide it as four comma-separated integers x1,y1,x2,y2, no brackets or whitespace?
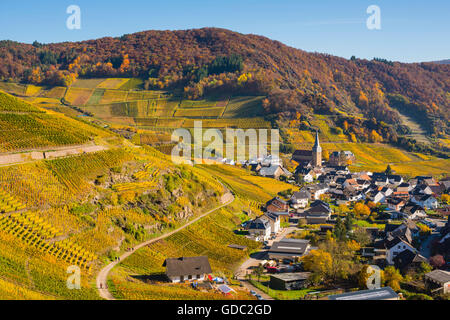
250,290,256,296
256,294,263,300
266,266,279,273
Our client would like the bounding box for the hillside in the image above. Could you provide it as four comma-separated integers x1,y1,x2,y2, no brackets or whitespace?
0,90,112,152
0,28,448,145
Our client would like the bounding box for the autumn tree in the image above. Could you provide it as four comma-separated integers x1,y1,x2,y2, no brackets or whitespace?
350,227,371,247
301,249,333,285
382,266,403,291
353,202,371,217
322,149,330,161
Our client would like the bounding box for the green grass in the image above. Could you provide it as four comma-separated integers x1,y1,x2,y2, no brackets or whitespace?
118,78,144,90
86,88,106,105
249,279,314,300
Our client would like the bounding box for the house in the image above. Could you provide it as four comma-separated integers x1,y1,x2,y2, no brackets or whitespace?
267,238,311,261
264,212,281,235
248,216,271,241
386,197,406,211
261,154,282,167
163,256,212,283
385,237,417,265
259,165,284,179
266,197,290,222
269,272,311,291
327,165,350,175
402,202,427,220
412,184,433,196
439,179,450,193
290,190,310,209
328,287,399,300
393,250,427,273
372,174,389,186
301,200,332,224
329,151,355,166
424,270,450,294
305,183,329,200
383,209,404,220
385,220,420,240
388,175,404,186
343,178,358,190
411,194,438,209
392,182,410,200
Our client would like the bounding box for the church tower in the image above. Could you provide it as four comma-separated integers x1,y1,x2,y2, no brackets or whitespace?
312,130,322,167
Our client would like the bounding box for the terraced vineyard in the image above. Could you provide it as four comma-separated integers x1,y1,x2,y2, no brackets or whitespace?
0,212,97,272
108,201,259,300
0,188,26,213
0,91,109,152
0,79,269,135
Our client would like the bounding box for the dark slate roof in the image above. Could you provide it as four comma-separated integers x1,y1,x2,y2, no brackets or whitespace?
270,272,311,282
394,250,427,270
385,236,408,250
269,238,310,255
388,175,403,182
248,217,270,230
306,200,331,215
163,256,212,277
328,287,398,300
291,190,310,200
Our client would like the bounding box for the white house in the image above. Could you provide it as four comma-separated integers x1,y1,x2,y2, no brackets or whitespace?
385,237,417,265
264,212,281,235
248,216,271,241
290,190,310,209
303,170,314,183
411,194,438,209
164,256,212,283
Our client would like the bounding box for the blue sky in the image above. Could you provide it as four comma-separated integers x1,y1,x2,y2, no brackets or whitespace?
0,0,448,62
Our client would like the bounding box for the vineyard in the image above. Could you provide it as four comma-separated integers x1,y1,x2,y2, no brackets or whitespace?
0,188,26,213
0,212,97,272
108,202,259,300
0,91,109,152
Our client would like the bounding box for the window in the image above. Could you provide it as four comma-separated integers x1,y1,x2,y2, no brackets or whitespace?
188,275,192,280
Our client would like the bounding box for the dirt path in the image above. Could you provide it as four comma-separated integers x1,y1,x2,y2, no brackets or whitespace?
96,191,235,300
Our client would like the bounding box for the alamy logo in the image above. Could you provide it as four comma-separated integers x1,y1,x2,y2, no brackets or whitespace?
67,265,81,290
366,265,381,289
66,5,81,30
366,5,381,30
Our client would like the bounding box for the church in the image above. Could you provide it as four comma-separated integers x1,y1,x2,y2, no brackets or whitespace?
292,131,322,167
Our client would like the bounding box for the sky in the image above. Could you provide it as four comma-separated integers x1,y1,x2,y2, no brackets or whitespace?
0,0,448,63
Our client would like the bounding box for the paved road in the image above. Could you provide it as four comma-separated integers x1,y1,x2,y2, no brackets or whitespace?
235,226,296,300
96,191,235,300
419,219,446,258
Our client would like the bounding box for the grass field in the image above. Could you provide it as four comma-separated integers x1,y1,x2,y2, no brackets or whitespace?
222,96,264,118
97,78,130,89
64,87,93,105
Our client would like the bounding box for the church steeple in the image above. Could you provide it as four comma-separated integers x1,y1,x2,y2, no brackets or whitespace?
312,130,322,167
313,130,321,150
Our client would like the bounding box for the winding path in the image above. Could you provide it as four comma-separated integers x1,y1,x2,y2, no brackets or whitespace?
96,191,235,300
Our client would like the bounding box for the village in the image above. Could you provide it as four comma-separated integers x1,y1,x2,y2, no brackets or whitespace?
158,131,450,300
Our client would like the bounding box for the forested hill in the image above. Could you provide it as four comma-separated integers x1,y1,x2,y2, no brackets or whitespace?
0,28,448,136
